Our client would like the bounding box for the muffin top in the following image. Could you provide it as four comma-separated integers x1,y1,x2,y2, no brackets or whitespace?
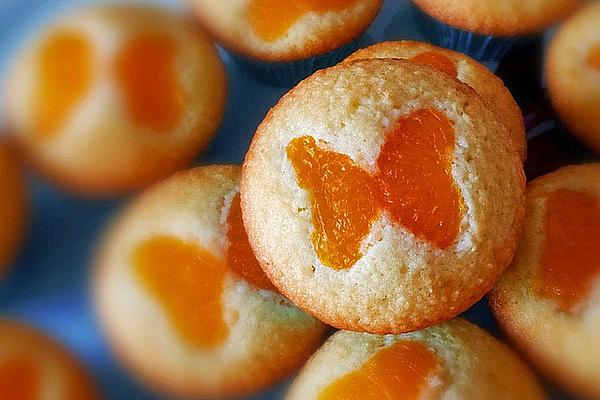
412,0,583,35
241,59,525,334
345,40,526,161
490,163,600,398
546,1,600,154
188,0,382,62
0,140,26,275
5,5,226,194
287,318,544,400
94,165,327,398
0,320,99,400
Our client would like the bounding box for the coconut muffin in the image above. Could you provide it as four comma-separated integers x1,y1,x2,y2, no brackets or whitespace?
0,320,99,400
0,139,27,278
410,0,583,61
5,5,227,195
490,163,600,399
187,0,382,84
287,318,545,400
345,40,526,161
546,1,600,154
241,59,525,334
94,165,327,398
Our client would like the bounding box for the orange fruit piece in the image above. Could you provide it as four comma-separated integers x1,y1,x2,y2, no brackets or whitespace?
115,33,184,133
247,0,357,42
133,236,229,348
374,108,462,249
287,109,462,270
0,356,40,400
318,340,440,400
535,188,600,313
409,51,457,78
287,136,380,270
34,31,92,138
585,44,600,72
227,193,277,291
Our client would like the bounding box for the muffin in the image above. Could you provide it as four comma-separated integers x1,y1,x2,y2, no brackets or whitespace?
0,320,99,400
546,1,600,154
345,40,526,161
188,0,382,85
5,5,227,195
0,139,27,278
490,163,600,399
410,0,583,61
287,318,545,400
241,59,525,334
94,165,327,398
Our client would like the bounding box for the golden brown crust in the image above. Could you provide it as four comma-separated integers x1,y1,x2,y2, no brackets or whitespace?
412,0,583,35
490,163,600,398
94,165,328,398
5,5,227,195
242,59,525,334
287,318,545,400
0,320,100,400
546,1,600,154
0,139,27,276
345,40,526,162
187,0,382,62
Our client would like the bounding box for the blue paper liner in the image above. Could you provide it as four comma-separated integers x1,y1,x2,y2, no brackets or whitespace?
228,38,361,86
411,4,520,62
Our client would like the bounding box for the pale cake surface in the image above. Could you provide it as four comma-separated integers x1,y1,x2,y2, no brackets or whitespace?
287,318,544,400
490,163,600,399
94,165,327,398
241,59,525,334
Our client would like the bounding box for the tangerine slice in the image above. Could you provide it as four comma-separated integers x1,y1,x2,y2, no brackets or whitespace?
535,188,600,313
115,33,184,133
34,31,92,138
0,356,40,400
226,193,277,291
287,136,379,270
409,51,457,78
133,236,229,348
0,143,26,269
585,44,600,72
247,0,357,42
374,109,462,249
318,340,440,400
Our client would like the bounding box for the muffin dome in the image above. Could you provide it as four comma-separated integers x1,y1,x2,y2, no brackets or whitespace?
546,1,600,154
0,140,27,277
5,5,227,195
345,41,526,161
188,0,382,62
411,0,583,36
287,318,544,400
241,59,525,334
490,163,600,398
0,320,99,400
94,165,327,398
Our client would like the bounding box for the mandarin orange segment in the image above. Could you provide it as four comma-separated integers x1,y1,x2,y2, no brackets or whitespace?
34,31,92,138
134,236,229,348
375,109,462,249
115,33,184,133
318,340,439,400
287,136,379,270
409,51,457,78
535,189,600,313
0,144,26,268
226,193,277,291
0,356,40,400
585,44,600,71
247,0,357,42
